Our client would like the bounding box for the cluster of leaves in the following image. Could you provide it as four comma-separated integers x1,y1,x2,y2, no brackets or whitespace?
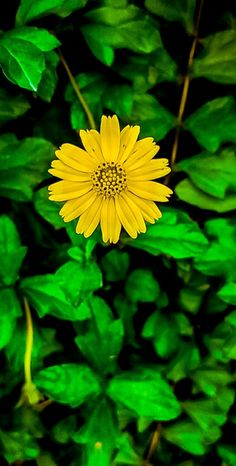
0,0,236,465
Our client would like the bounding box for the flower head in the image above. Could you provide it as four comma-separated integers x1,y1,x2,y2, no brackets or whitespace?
48,115,172,243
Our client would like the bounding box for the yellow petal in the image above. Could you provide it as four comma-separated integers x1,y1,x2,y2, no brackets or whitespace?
107,198,121,243
48,180,92,201
125,191,162,222
49,167,91,182
100,198,109,243
127,180,173,202
115,195,138,239
127,159,171,180
124,145,159,171
60,191,97,222
79,129,105,162
120,192,146,233
56,143,96,172
117,125,140,164
76,196,103,236
100,115,120,162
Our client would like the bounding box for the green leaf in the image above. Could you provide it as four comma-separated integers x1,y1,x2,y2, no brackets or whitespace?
194,218,236,280
130,93,175,141
107,369,181,421
185,96,236,152
16,0,88,25
125,269,160,303
73,398,119,466
33,187,65,230
217,444,236,466
176,178,236,212
0,289,22,350
82,5,162,66
128,207,208,259
0,27,60,91
37,51,59,102
0,215,27,286
103,84,133,118
114,434,140,465
191,366,232,397
218,282,236,305
166,342,200,383
145,0,196,34
101,250,129,282
163,421,207,455
176,146,236,199
0,88,30,124
0,430,39,463
204,320,236,362
75,296,124,375
192,30,236,84
35,364,101,407
52,416,77,444
0,135,54,202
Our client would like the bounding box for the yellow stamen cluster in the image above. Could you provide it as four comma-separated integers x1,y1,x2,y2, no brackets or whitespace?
91,162,127,198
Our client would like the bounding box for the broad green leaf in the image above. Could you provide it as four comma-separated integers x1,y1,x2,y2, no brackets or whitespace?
33,187,64,230
116,49,177,92
127,207,208,259
103,84,133,118
194,218,236,280
37,51,59,102
176,146,236,199
107,369,181,421
73,398,118,466
75,296,124,375
166,342,200,383
0,289,22,350
0,28,60,91
191,366,232,397
0,430,39,463
130,93,175,141
204,320,236,362
35,364,101,407
192,30,236,84
145,0,196,34
163,421,207,455
0,215,27,286
114,434,140,465
217,444,236,466
0,88,30,124
101,250,129,282
21,274,93,321
16,0,88,25
125,269,160,303
185,96,236,152
176,178,236,212
82,5,162,66
0,136,54,201
218,282,236,305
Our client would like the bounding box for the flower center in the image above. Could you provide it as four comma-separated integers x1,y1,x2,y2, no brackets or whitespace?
91,162,127,198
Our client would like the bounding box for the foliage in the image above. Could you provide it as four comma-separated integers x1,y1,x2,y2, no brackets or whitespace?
0,1,236,466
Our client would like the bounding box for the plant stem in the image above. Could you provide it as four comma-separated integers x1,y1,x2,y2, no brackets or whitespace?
23,297,33,386
170,0,204,168
143,423,161,466
58,49,96,130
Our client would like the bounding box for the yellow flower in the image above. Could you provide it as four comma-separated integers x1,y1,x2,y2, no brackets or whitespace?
48,115,172,243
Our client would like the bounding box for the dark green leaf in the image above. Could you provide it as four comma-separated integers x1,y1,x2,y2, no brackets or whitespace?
37,51,59,102
33,187,65,230
16,0,88,25
185,96,236,152
52,416,77,444
128,207,208,259
0,215,27,286
101,250,129,282
166,342,200,383
107,369,181,421
0,289,22,350
145,0,196,33
75,296,124,375
0,430,39,463
35,364,101,407
125,269,160,303
0,88,30,124
191,366,232,397
217,444,236,466
0,135,54,201
192,30,236,84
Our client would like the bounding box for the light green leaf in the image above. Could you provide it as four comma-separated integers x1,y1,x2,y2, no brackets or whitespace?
0,136,54,201
107,369,181,421
176,146,236,199
114,434,140,465
75,296,124,375
125,269,160,303
166,342,200,383
145,0,196,33
204,320,236,362
184,96,236,152
176,178,236,212
194,218,236,280
33,187,65,230
163,421,207,455
35,364,101,407
0,215,27,286
218,282,236,305
0,430,39,463
16,0,88,25
217,444,236,466
101,250,129,282
0,88,30,124
0,289,22,350
191,366,232,397
127,207,208,259
4,27,60,52
192,30,236,84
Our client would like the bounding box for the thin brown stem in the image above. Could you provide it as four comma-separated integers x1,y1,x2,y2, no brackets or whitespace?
143,423,162,466
170,0,204,169
58,49,96,130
